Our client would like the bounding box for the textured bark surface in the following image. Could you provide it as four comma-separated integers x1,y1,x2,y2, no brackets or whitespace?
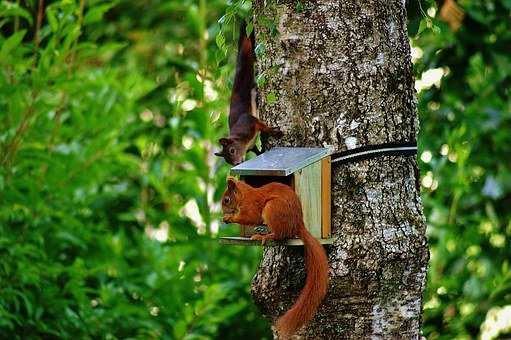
251,1,429,338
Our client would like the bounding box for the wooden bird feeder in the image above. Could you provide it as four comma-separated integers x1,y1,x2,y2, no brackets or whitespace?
220,147,333,246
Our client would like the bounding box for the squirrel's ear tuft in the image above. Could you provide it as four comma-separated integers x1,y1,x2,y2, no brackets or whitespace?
219,138,233,146
227,176,237,191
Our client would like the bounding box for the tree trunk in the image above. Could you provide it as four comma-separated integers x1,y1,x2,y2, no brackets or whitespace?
251,1,429,338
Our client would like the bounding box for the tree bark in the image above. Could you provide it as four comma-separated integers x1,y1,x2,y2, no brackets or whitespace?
251,1,429,339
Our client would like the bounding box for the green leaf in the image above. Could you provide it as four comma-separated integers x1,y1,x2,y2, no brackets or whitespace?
0,29,25,61
215,30,227,55
256,73,266,87
266,91,277,104
83,3,116,25
246,22,253,35
417,18,428,35
46,6,59,32
295,1,304,13
0,2,33,25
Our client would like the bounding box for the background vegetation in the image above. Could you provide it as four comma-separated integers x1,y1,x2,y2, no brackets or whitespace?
0,0,509,339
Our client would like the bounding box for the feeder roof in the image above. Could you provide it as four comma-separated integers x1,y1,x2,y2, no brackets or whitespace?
230,147,330,176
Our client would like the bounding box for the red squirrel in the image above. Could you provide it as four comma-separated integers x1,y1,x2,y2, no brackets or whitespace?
221,177,329,338
215,22,282,165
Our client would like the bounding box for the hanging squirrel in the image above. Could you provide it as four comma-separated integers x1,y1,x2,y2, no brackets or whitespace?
221,177,329,338
215,22,282,165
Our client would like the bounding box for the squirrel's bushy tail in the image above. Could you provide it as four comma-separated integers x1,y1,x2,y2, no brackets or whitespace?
231,21,255,106
230,21,255,116
276,226,329,338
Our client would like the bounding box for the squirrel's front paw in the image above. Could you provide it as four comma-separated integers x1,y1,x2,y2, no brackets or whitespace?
251,233,275,245
251,234,266,245
223,214,235,223
270,127,283,138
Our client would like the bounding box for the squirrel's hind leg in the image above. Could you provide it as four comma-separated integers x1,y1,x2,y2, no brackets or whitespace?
254,118,283,138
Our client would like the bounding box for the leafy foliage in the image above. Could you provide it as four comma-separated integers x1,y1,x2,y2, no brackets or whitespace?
0,0,269,338
412,0,511,339
0,0,510,339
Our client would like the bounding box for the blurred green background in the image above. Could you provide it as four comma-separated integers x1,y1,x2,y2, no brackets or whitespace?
0,0,509,339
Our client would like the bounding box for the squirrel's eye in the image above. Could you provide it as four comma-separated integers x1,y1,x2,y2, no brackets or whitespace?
229,148,235,154
223,197,230,204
